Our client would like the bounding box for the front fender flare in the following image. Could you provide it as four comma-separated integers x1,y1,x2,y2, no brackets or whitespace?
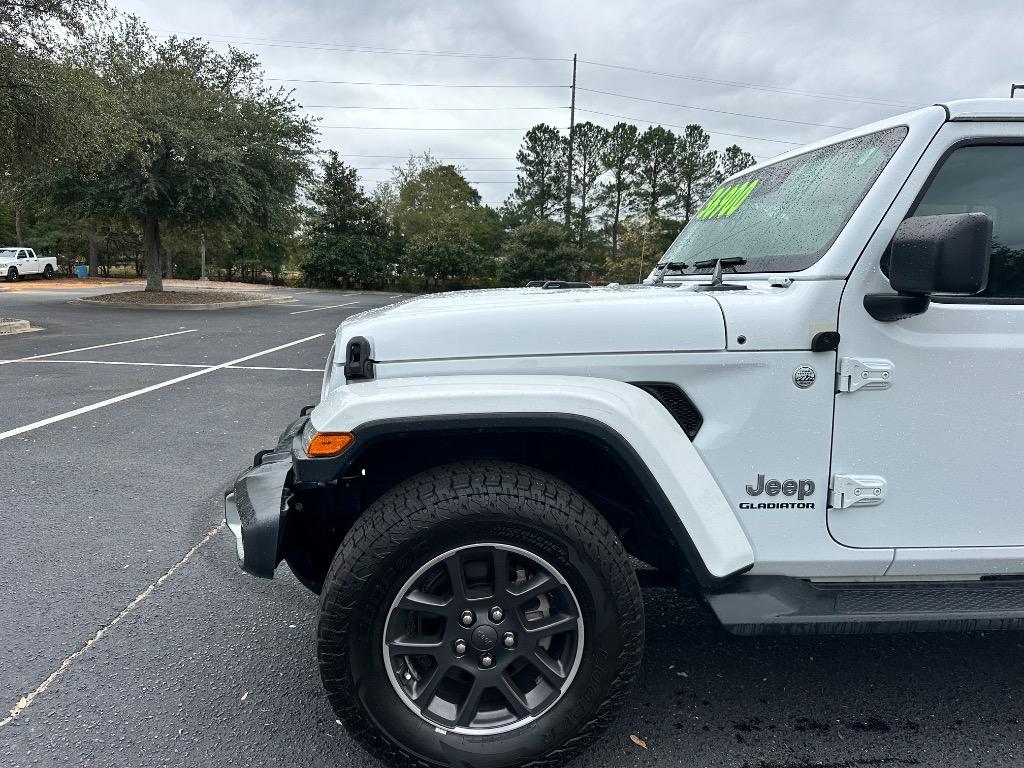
307,375,755,587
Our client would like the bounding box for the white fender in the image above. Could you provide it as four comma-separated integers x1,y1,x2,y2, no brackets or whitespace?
313,375,755,580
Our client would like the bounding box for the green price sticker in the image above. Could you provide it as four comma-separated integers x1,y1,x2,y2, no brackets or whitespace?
696,179,759,220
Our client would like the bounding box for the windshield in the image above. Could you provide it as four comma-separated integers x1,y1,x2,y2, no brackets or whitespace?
654,125,908,275
0,248,19,259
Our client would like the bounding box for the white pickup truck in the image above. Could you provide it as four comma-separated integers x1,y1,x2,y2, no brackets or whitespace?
0,248,56,281
226,98,1024,768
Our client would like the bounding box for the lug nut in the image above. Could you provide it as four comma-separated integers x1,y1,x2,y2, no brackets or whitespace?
460,610,475,627
480,653,494,668
453,639,467,655
489,606,504,622
404,671,413,681
502,631,516,648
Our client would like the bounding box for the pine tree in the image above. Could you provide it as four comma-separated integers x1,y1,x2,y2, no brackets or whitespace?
675,125,719,225
569,122,609,245
718,145,757,180
595,123,639,258
510,124,567,222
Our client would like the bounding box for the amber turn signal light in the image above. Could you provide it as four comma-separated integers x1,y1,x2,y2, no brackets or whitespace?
306,432,355,458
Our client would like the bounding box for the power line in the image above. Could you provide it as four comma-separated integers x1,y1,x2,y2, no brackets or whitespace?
354,167,517,171
155,30,571,62
340,154,515,160
267,78,567,89
321,125,555,131
305,105,566,111
577,87,850,129
575,108,804,145
162,28,915,112
578,58,922,109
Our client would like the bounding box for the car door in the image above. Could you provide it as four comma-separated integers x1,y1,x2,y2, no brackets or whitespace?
18,249,38,273
829,122,1024,558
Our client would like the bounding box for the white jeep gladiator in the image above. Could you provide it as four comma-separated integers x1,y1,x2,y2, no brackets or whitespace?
225,98,1024,768
0,248,57,281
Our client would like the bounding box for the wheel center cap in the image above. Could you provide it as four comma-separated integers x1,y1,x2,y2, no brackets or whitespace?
470,624,498,651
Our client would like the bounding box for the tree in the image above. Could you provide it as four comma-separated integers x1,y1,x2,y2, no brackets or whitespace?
569,122,609,246
395,164,499,288
50,20,317,291
405,216,483,289
509,124,566,222
629,126,678,222
1,0,109,50
718,145,757,180
300,152,390,288
500,219,581,286
606,215,659,285
1,0,128,241
675,124,719,225
595,123,639,259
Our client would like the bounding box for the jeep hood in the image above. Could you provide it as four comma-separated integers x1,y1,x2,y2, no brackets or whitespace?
338,286,726,362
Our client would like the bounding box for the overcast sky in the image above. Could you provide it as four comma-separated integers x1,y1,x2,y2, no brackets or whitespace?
113,0,1024,206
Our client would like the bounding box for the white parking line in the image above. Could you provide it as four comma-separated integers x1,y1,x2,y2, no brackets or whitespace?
230,365,323,373
0,334,323,442
0,522,224,728
289,301,360,315
0,329,196,366
0,358,323,372
0,359,209,369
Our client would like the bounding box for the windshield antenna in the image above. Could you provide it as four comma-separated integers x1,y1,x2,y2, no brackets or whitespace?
650,260,687,285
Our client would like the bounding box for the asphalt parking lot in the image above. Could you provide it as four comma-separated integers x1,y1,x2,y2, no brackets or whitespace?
2,282,1023,768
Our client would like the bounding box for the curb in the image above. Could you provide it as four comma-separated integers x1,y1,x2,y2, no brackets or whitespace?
70,295,296,311
0,319,40,335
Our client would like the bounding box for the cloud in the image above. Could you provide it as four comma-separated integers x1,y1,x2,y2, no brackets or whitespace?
115,0,1024,206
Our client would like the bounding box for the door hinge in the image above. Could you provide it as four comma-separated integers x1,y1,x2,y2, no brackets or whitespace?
836,357,894,393
830,474,887,509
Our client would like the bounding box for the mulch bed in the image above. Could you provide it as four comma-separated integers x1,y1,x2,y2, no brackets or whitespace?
85,290,272,305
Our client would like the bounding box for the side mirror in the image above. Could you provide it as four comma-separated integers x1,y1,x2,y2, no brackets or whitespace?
865,212,992,321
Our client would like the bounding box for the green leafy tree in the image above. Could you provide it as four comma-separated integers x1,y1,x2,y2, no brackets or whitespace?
718,144,757,179
1,0,109,50
300,152,390,288
595,122,639,259
675,124,719,225
51,20,317,291
405,216,483,289
569,121,609,246
1,0,128,243
396,164,499,288
500,219,581,285
509,124,566,222
605,215,660,285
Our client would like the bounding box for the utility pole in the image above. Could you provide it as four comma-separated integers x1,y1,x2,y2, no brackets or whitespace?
564,53,577,229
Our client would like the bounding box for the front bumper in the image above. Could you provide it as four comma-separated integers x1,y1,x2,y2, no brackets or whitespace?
224,412,310,578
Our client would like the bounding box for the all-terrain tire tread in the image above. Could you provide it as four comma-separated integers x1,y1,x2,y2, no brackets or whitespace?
317,460,643,768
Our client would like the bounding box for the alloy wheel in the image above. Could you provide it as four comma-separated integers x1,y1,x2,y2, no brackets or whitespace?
382,543,584,735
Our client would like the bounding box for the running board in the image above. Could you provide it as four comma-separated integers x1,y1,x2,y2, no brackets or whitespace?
706,576,1024,636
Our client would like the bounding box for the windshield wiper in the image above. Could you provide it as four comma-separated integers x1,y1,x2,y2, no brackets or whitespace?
692,256,746,270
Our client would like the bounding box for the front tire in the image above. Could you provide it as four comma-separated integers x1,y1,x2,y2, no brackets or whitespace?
318,461,643,768
6,267,17,282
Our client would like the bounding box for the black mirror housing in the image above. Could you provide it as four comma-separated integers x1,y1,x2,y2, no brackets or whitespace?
888,212,992,295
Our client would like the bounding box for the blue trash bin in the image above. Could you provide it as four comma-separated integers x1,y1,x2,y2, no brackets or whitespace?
75,265,88,278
